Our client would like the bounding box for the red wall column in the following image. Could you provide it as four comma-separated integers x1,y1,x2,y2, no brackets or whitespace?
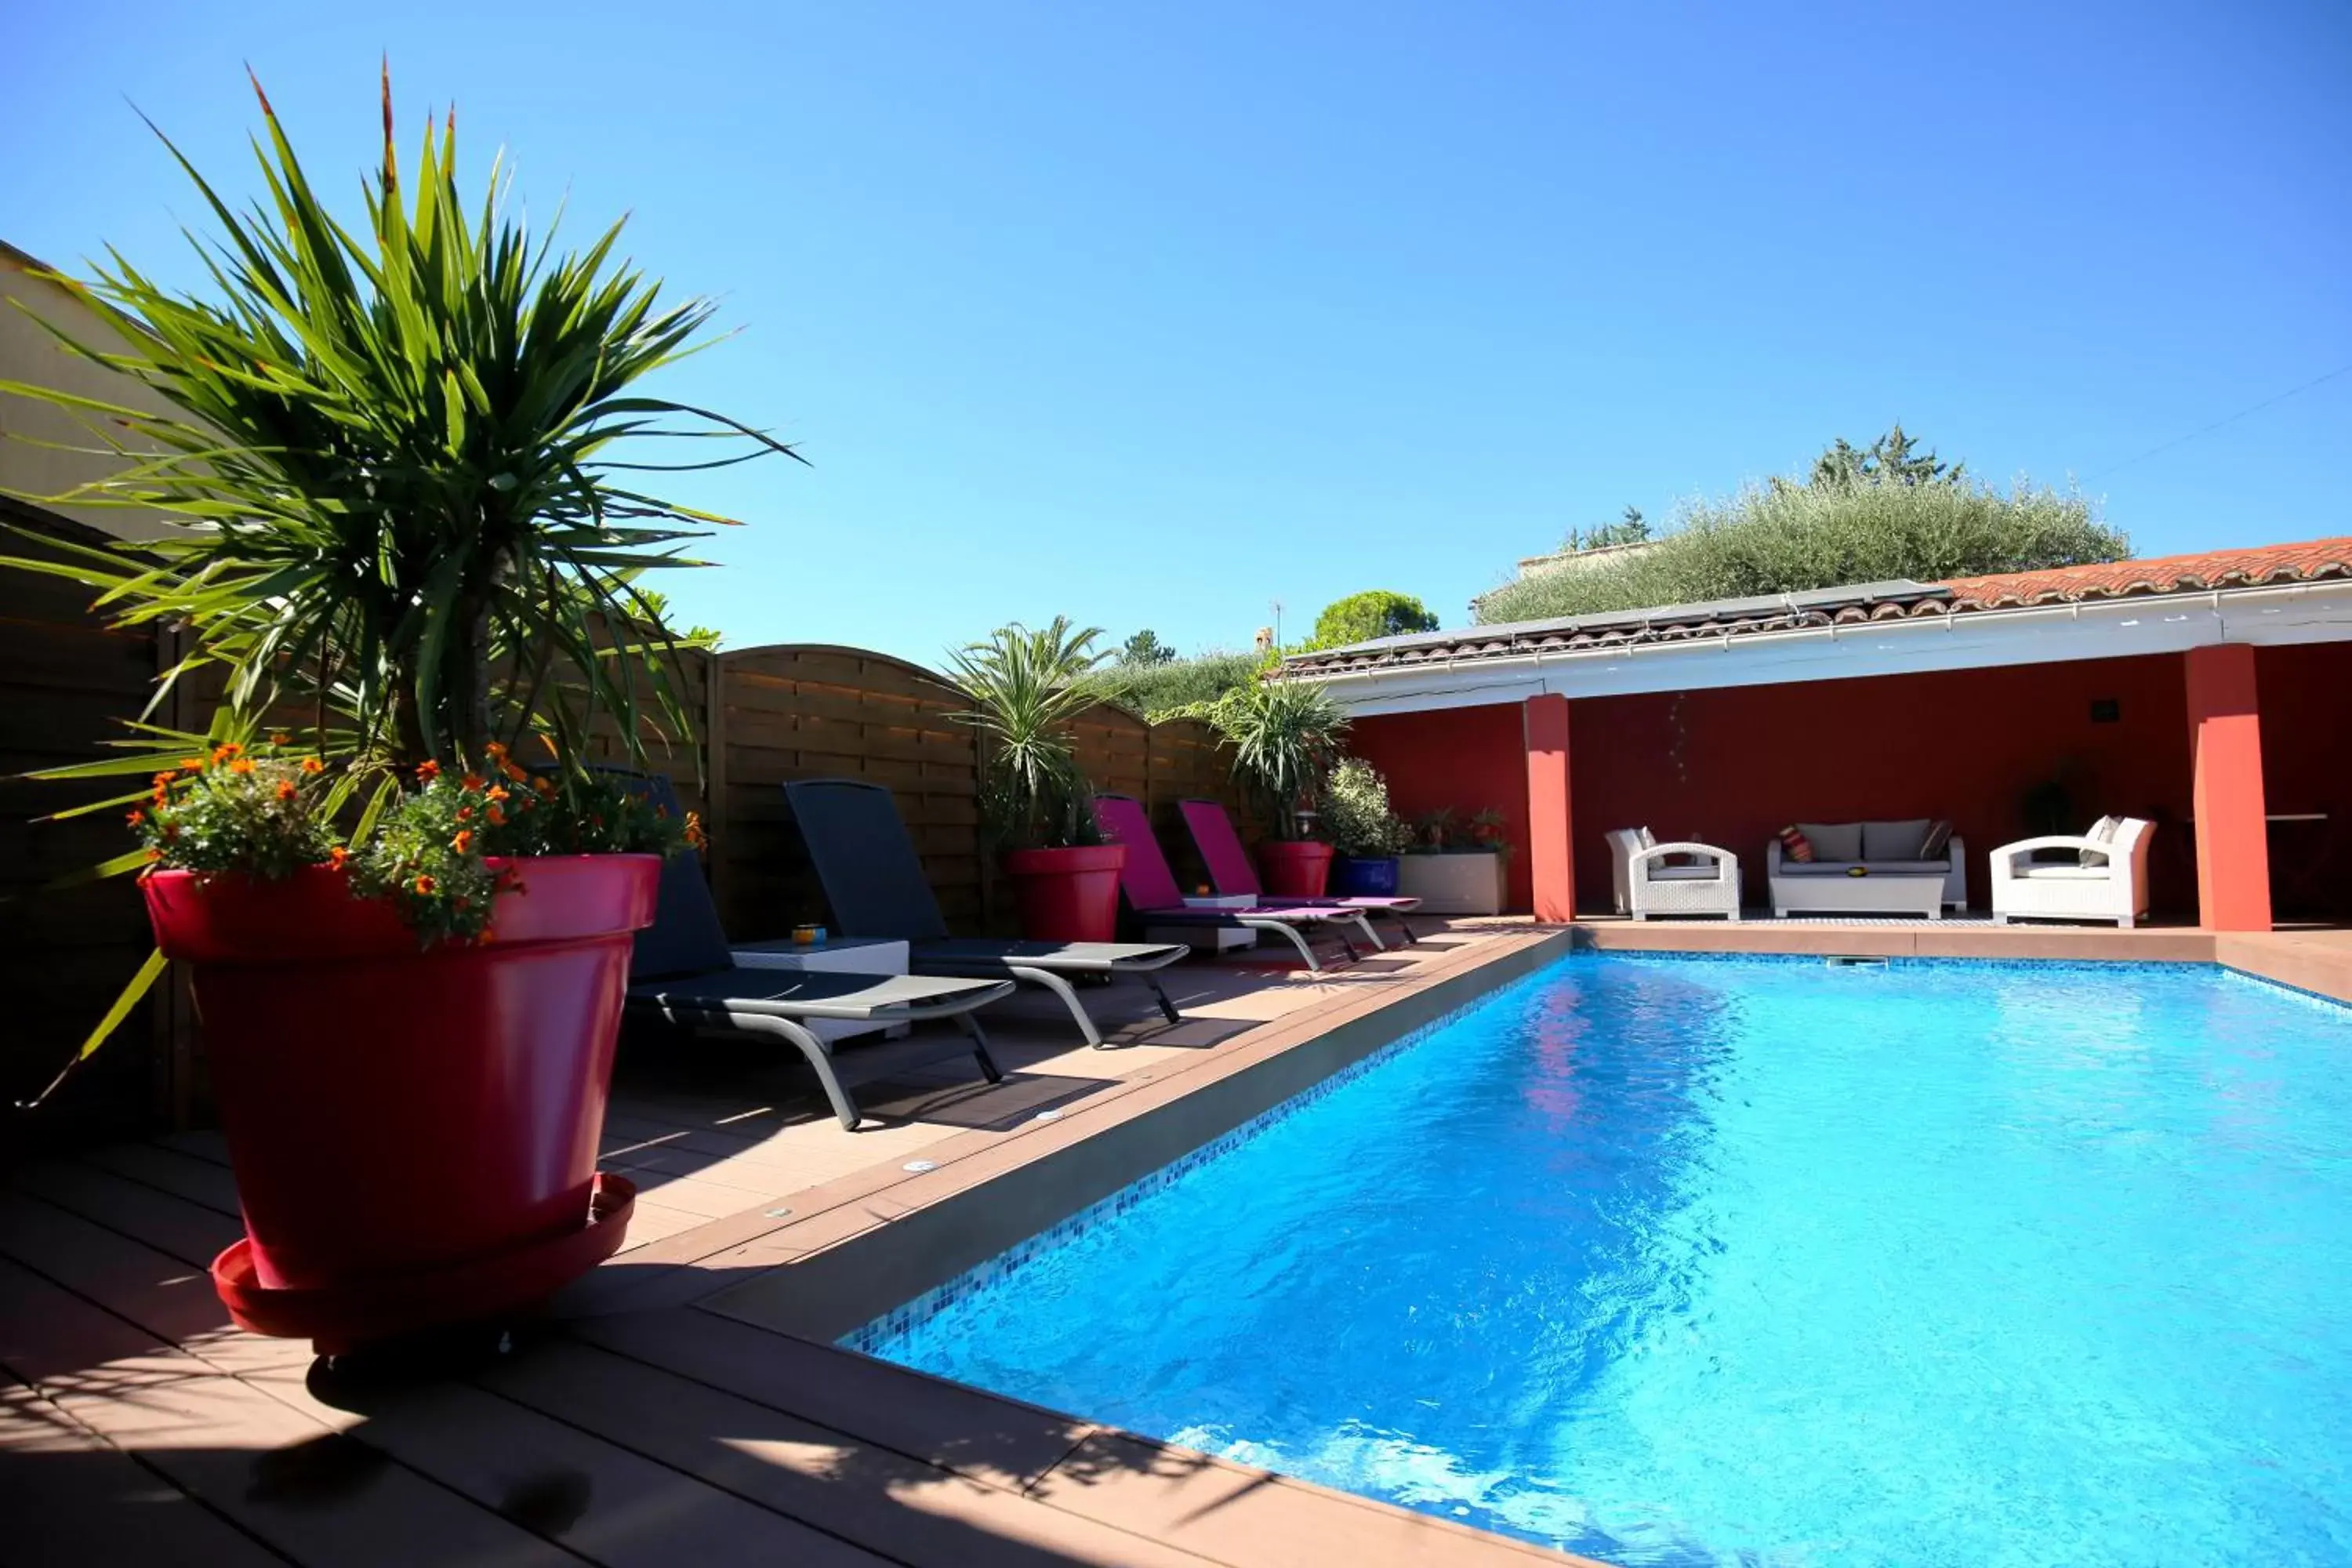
1525,694,1575,921
2185,643,2271,931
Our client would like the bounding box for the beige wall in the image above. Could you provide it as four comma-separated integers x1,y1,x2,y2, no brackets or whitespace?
0,241,184,541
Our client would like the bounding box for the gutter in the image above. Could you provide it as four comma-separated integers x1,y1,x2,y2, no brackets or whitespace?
1287,579,2352,697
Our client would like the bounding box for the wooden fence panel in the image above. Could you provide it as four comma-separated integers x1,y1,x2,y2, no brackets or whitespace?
0,511,172,1156
710,644,981,937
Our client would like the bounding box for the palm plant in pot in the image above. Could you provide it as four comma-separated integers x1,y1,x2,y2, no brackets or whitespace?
1213,677,1349,898
0,75,793,1348
949,617,1126,942
1322,757,1412,897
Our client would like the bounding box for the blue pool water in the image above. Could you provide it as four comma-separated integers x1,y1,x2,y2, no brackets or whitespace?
863,956,2352,1566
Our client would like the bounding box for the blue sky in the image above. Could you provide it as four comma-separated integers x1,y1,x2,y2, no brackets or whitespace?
6,2,2347,661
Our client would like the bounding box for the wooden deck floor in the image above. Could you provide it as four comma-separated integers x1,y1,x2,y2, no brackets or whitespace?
0,924,1598,1568
5,918,2343,1567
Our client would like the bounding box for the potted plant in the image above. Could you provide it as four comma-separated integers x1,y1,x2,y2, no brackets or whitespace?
1399,807,1512,914
1323,757,1411,897
0,76,789,1347
1214,677,1348,899
949,618,1127,942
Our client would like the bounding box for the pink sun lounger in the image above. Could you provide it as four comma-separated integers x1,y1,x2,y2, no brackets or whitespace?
1092,794,1378,971
1175,798,1422,948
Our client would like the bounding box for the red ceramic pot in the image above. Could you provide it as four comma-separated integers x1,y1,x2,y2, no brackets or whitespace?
143,855,658,1338
1002,843,1127,942
1256,839,1335,900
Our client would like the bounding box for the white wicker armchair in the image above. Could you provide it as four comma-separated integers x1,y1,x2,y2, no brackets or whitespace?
1989,817,2154,927
1605,828,1743,921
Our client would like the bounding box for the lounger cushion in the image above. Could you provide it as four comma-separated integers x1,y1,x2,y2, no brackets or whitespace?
630,967,1009,1021
1796,822,1863,861
914,937,1189,973
1862,819,1933,859
2011,865,2111,881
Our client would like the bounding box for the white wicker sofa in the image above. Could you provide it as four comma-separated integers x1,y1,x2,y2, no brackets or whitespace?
1988,817,2154,927
1765,819,1966,920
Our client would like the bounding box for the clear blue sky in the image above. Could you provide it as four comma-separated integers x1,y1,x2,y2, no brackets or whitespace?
6,2,2347,662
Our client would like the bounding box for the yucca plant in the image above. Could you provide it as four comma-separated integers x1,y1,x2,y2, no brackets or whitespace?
1212,677,1350,840
0,70,794,1081
2,67,795,778
947,617,1109,851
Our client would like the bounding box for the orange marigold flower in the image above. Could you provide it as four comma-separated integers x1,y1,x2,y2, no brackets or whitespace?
152,771,176,789
274,779,298,801
452,829,474,853
328,845,350,869
503,761,532,784
180,757,206,772
460,773,487,793
486,784,508,802
484,740,507,760
414,873,437,895
532,776,557,797
212,742,242,763
126,808,146,827
151,785,169,805
269,731,291,746
301,757,325,775
144,848,163,862
227,757,256,775
416,760,442,782
684,811,706,849
486,804,507,826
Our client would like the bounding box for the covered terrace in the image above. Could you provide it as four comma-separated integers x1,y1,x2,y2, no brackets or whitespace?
1283,537,2352,933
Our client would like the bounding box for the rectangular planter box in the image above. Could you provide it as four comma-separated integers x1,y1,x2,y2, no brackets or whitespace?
1398,851,1505,915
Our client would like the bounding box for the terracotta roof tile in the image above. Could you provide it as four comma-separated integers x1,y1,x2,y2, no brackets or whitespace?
1938,536,2352,609
1283,535,2352,677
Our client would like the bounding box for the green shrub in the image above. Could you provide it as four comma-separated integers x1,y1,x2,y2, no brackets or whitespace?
1322,758,1410,857
1475,475,2127,625
1309,590,1439,649
1084,648,1264,720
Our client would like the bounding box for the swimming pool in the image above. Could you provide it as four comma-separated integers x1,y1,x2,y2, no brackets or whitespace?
858,955,2352,1566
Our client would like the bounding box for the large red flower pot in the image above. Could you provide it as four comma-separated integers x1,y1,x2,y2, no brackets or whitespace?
1003,844,1127,942
143,854,659,1348
1256,839,1335,900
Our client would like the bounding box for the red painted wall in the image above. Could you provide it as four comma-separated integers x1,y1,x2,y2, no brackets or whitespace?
1350,702,1534,912
2256,640,2352,922
1563,653,2201,916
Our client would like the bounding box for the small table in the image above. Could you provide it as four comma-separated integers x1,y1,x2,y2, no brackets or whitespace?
731,936,910,1045
1770,872,1946,920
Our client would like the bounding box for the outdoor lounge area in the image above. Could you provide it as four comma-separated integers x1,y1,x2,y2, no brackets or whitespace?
5,34,2351,1565
1309,542,2352,937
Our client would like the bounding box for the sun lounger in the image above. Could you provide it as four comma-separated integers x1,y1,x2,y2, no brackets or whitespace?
781,778,1191,1047
1091,793,1379,971
1174,797,1422,946
621,775,1013,1131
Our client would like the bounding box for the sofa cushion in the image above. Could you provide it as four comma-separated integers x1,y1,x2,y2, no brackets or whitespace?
1777,825,1816,863
1647,864,1722,881
1796,822,1862,861
2082,815,2120,869
1859,858,1956,876
1920,818,1954,859
1863,818,1933,859
2016,864,2111,881
1637,826,1657,850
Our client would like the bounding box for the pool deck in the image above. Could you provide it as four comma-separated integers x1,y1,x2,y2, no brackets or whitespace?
0,921,1606,1568
4,914,2345,1567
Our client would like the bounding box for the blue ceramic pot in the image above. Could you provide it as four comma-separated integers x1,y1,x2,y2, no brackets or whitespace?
1330,855,1402,897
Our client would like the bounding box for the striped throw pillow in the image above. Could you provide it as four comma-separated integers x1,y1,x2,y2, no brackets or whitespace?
1777,825,1815,864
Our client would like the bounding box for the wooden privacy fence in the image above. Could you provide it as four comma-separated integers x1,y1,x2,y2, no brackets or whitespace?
0,564,1256,1145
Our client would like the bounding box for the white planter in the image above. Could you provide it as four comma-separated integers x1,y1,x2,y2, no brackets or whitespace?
1398,852,1505,915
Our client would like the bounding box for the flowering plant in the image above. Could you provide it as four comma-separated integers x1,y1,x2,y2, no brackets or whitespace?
138,739,703,947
